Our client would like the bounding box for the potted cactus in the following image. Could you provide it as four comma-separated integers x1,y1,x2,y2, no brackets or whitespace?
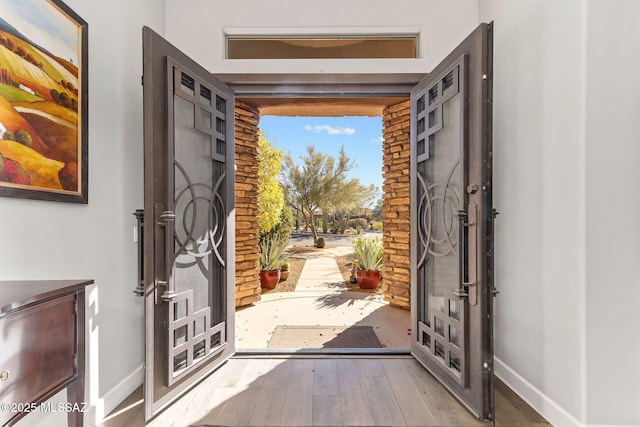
279,260,291,281
258,234,289,289
353,236,383,289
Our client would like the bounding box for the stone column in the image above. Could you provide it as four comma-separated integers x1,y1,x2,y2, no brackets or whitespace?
234,101,261,307
382,100,411,310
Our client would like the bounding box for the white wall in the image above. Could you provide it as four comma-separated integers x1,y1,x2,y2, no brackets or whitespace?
4,1,165,426
5,1,638,426
481,0,640,426
165,0,478,78
479,0,586,424
584,1,640,424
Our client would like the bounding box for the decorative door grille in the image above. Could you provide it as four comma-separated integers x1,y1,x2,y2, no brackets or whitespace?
414,59,468,386
166,59,229,384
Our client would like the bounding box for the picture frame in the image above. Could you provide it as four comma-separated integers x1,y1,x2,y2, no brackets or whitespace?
0,0,88,203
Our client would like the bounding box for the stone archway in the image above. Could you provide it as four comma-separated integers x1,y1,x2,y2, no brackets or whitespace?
232,98,412,310
234,101,261,307
381,100,411,310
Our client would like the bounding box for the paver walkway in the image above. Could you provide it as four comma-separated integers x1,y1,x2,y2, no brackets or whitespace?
235,252,410,349
293,255,346,291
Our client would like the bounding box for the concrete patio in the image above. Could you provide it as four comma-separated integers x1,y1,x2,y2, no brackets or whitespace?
235,246,411,350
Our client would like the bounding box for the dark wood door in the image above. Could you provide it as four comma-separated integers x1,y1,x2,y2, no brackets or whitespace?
142,27,236,421
410,23,494,420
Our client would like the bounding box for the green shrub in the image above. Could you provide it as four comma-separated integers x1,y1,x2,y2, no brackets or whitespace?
259,234,289,271
347,218,368,229
260,204,294,246
353,236,383,271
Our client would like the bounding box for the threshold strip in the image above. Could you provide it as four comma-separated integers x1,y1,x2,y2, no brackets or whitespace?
233,348,412,359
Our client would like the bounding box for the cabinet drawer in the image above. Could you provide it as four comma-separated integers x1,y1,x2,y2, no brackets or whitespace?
0,295,76,425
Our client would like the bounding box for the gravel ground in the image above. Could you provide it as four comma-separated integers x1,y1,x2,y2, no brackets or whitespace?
259,257,306,294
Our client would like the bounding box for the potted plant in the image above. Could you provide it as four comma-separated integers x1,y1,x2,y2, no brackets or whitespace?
258,234,289,289
279,260,291,281
353,236,383,289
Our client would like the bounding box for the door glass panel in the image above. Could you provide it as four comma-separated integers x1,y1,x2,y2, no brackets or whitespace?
414,62,467,388
427,92,461,314
174,325,187,347
167,66,228,384
174,95,214,315
417,88,462,325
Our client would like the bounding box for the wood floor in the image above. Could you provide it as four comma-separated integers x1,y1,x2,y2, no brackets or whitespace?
98,357,551,427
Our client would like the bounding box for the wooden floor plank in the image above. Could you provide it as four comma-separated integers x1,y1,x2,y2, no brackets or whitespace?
96,386,144,427
281,359,315,426
100,357,550,427
358,358,386,377
402,358,488,426
494,378,552,427
212,357,251,387
180,359,251,423
381,358,439,426
250,360,293,425
362,375,407,426
337,359,375,426
312,395,343,426
313,359,339,396
208,358,276,426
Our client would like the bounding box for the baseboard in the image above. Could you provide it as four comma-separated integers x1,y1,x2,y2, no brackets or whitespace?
587,425,640,427
494,357,583,427
89,364,143,424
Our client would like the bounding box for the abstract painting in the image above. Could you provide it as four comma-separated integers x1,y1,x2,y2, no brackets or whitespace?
0,0,87,203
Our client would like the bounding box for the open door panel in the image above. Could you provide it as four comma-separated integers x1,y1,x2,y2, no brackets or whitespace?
142,26,236,421
410,22,494,420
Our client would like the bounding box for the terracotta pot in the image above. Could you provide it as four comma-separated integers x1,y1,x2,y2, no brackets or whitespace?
259,270,281,289
279,270,290,281
356,269,381,289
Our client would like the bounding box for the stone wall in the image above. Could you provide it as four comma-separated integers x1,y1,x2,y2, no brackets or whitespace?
234,101,261,307
381,100,411,310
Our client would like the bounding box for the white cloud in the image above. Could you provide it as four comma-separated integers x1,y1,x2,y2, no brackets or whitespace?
304,125,356,135
371,136,384,144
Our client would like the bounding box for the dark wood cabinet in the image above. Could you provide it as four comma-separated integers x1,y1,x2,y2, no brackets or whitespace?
0,280,93,427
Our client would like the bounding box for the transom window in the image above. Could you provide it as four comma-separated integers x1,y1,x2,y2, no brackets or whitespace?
227,36,418,59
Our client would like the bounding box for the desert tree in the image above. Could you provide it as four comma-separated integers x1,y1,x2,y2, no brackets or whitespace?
329,182,378,232
283,145,373,242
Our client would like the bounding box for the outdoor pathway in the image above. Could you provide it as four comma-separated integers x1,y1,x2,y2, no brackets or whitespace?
235,252,411,349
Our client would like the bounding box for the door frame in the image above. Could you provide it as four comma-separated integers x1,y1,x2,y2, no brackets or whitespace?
141,24,493,422
224,24,492,420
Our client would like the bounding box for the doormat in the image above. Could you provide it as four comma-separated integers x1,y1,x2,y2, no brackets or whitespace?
267,325,381,349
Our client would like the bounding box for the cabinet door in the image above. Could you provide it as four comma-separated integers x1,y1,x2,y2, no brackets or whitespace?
0,295,76,426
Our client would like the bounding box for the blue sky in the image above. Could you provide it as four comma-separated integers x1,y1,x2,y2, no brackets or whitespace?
259,116,384,193
1,0,79,64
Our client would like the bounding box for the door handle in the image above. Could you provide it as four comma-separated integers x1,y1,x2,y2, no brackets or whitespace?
133,209,145,297
460,202,478,306
155,205,176,304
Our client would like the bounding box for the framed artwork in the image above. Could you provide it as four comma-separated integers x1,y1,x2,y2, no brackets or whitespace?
0,0,88,203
